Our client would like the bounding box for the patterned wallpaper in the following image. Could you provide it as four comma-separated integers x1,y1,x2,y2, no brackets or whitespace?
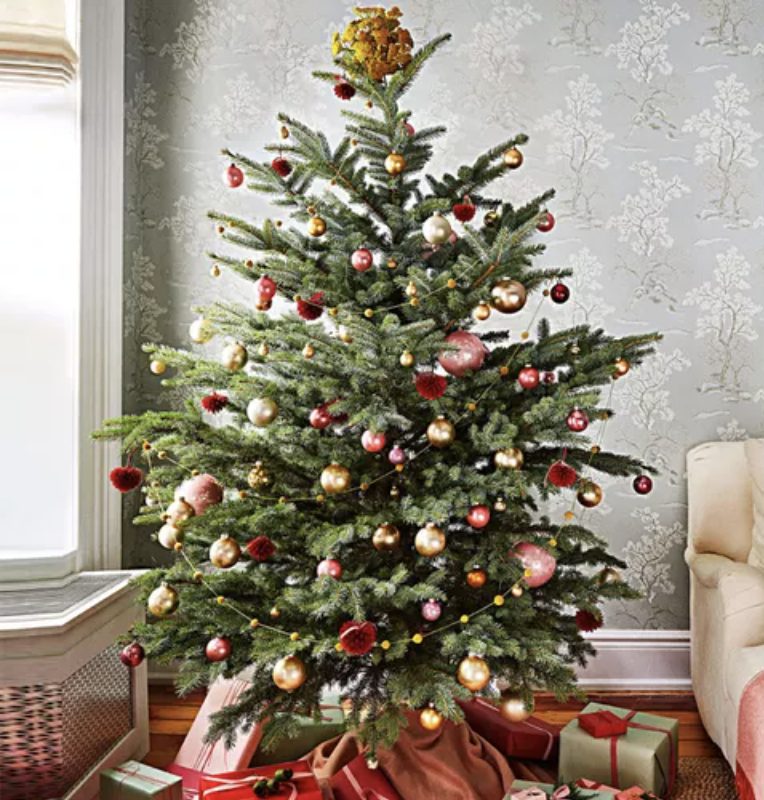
123,0,764,629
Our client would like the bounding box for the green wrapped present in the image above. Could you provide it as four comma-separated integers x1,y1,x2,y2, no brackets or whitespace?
100,760,182,800
508,780,608,798
558,703,678,796
251,692,345,766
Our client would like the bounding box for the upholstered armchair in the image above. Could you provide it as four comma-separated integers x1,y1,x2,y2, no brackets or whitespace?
686,440,764,766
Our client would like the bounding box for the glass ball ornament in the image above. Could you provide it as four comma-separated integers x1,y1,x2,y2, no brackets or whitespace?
307,216,327,237
317,558,343,580
566,408,589,433
224,163,244,188
176,473,223,515
577,481,603,508
499,690,534,723
372,523,401,552
320,463,351,494
457,654,491,692
254,274,277,301
361,430,387,453
384,152,406,175
272,654,307,692
388,445,406,465
466,504,491,529
483,210,499,227
421,599,442,622
120,642,145,668
537,210,555,232
415,523,446,557
158,523,183,550
598,566,623,585
473,303,492,321
419,706,444,731
613,357,631,378
247,397,279,427
514,542,557,588
205,636,231,662
633,474,653,495
309,405,333,429
491,279,527,314
422,212,452,245
494,448,524,470
550,282,570,304
220,342,248,371
517,366,540,390
351,248,374,272
209,535,241,568
147,583,179,617
399,350,415,367
149,359,167,375
438,330,486,377
502,147,523,168
466,568,487,588
426,416,455,448
166,497,195,524
189,317,214,343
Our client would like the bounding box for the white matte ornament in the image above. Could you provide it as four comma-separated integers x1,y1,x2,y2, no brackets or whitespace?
422,213,452,245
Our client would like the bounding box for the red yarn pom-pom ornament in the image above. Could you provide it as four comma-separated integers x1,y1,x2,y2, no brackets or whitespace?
271,157,292,177
296,291,324,321
110,465,143,493
246,535,276,562
452,196,476,222
575,609,603,633
201,392,229,414
546,459,577,488
339,620,377,655
334,80,355,100
415,371,448,400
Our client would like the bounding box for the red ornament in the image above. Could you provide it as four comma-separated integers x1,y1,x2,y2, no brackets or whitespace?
205,636,231,662
177,473,223,515
467,504,491,529
255,275,277,300
351,248,374,272
297,291,324,321
452,196,476,222
339,620,377,655
415,371,448,400
575,609,603,633
537,211,555,232
361,430,387,453
271,157,292,177
109,465,143,493
633,475,653,495
518,366,540,390
246,535,276,562
542,371,557,385
547,460,578,488
566,408,589,433
309,405,333,429
120,642,145,668
224,163,244,188
403,121,415,136
334,80,356,100
514,542,557,588
438,330,486,377
550,282,569,304
201,392,229,414
317,558,343,580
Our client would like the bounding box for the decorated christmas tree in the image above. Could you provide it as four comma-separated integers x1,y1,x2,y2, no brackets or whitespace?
100,6,658,756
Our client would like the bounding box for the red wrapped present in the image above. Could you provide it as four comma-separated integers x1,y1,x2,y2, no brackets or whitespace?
330,753,402,800
198,761,320,800
459,698,559,760
579,711,629,739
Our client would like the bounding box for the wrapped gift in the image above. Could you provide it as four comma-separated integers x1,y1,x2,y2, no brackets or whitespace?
579,711,629,739
459,698,560,760
329,753,403,800
199,760,320,800
101,760,182,800
575,779,657,800
509,780,612,799
558,703,677,796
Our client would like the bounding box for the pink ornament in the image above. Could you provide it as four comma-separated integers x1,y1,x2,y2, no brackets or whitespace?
514,542,557,588
205,636,231,662
317,558,343,580
224,163,244,188
467,504,491,529
633,475,653,495
566,408,589,433
448,231,459,244
421,599,442,622
404,122,415,136
537,211,555,232
361,430,386,453
351,248,374,272
517,366,540,390
120,642,145,668
309,406,332,429
177,473,223,515
255,275,277,300
388,445,406,465
438,330,486,378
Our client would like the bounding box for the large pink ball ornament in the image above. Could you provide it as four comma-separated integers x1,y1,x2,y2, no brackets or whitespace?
317,558,343,580
514,542,557,588
362,430,387,453
388,445,406,465
351,248,374,272
205,636,232,662
176,473,224,515
421,599,442,622
438,330,486,378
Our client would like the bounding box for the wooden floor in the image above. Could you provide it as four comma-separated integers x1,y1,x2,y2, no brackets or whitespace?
145,684,722,769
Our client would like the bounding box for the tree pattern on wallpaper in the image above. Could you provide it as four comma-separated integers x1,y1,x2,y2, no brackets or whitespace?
123,0,764,628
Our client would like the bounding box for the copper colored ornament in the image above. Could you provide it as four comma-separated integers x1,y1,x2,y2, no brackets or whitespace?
503,147,524,169
120,642,145,668
419,707,444,731
372,523,401,552
247,397,279,427
415,523,446,557
466,504,491,529
307,216,327,237
317,558,343,580
221,342,248,371
457,654,491,692
577,481,603,508
633,474,653,495
147,583,179,617
473,303,491,321
426,416,455,448
499,690,534,723
158,523,183,550
205,636,231,662
209,535,241,568
613,357,631,378
384,152,406,175
491,279,527,314
272,654,307,692
320,463,351,494
467,568,487,588
598,566,622,585
494,448,524,470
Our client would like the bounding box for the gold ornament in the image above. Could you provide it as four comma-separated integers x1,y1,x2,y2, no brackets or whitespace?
405,281,418,297
483,211,499,227
422,212,452,245
389,485,400,499
166,497,195,524
258,342,270,357
502,147,524,169
494,497,507,512
372,523,401,551
210,264,222,277
247,461,271,489
270,606,281,619
221,342,248,371
399,350,415,368
209,535,241,568
320,463,351,494
272,654,307,692
457,654,491,692
491,279,527,314
158,523,183,550
384,152,406,175
466,568,487,588
426,416,455,448
577,481,603,508
307,216,327,237
419,707,444,731
415,523,446,557
280,125,289,139
302,343,315,359
189,318,214,344
494,448,524,470
613,357,631,378
147,583,179,617
598,566,622,585
473,303,491,321
511,584,524,598
247,397,279,427
499,690,534,723
338,326,353,344
149,359,167,375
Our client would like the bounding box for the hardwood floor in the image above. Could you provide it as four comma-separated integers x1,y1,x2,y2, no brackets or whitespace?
145,684,722,769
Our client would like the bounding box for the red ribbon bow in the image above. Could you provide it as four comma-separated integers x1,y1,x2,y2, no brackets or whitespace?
202,770,313,800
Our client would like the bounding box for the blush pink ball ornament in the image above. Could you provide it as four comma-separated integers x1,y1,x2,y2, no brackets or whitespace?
566,408,589,432
177,473,223,515
309,406,332,429
388,445,406,465
421,599,442,622
255,274,277,300
205,636,231,662
404,121,415,136
467,504,491,529
438,330,486,378
362,430,387,453
514,542,557,588
224,163,244,188
351,248,374,272
517,366,540,390
120,642,145,668
317,558,343,580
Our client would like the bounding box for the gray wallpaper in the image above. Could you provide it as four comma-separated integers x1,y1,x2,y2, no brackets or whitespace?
123,0,764,629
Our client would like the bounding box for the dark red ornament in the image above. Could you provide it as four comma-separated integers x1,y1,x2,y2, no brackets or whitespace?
297,291,324,321
309,405,333,429
550,282,570,304
542,371,557,385
566,408,589,433
633,475,653,495
466,504,491,529
109,465,143,493
255,274,277,300
404,121,415,136
201,392,229,414
120,642,145,667
334,80,356,100
517,366,540,390
547,460,578,488
537,211,555,232
271,157,292,177
575,609,603,633
452,196,476,222
246,535,276,562
205,636,231,662
225,163,244,188
415,371,448,400
339,620,377,655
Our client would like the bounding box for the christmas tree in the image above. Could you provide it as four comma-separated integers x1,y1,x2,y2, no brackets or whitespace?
99,6,658,756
